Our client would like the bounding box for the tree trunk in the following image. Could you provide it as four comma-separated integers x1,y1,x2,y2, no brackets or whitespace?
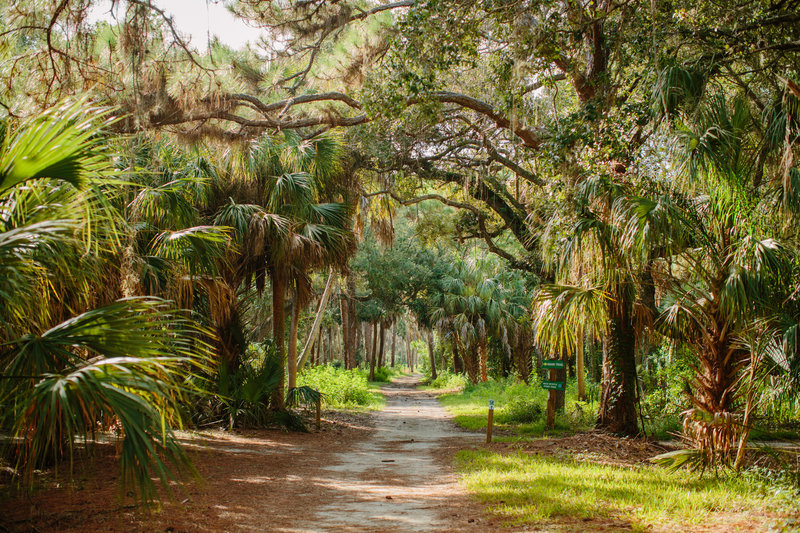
456,333,478,384
340,291,351,369
270,272,287,410
378,321,386,368
369,322,378,380
364,322,372,369
452,336,463,374
297,268,335,372
405,333,413,372
478,333,489,382
324,326,330,364
577,324,586,401
597,296,639,436
427,330,437,379
341,275,358,369
391,320,396,367
287,297,300,390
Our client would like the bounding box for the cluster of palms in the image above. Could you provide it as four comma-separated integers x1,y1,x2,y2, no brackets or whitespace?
428,258,533,384
0,103,354,500
532,87,800,458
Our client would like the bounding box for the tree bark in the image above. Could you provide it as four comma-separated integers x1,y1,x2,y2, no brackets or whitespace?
391,320,396,367
452,335,463,374
597,296,639,436
478,333,489,382
342,275,358,369
456,333,478,384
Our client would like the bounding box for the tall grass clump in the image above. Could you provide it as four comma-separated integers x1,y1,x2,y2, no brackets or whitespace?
427,370,469,389
297,365,379,408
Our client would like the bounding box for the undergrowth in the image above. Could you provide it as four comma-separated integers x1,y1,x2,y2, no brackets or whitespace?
297,365,384,410
436,376,595,437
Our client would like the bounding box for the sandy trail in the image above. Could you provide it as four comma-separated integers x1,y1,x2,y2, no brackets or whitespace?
284,374,486,533
0,374,495,533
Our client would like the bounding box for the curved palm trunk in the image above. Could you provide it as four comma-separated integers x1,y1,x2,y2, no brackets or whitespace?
270,272,287,410
597,294,638,436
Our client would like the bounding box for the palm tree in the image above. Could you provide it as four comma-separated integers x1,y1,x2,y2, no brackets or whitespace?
244,132,354,408
651,94,795,462
532,176,656,436
429,258,515,383
0,102,214,503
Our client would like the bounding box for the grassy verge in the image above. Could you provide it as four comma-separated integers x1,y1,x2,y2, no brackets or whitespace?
456,448,787,531
434,376,595,437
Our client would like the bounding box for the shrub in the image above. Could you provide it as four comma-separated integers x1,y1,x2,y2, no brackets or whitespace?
502,397,544,423
428,370,469,389
297,365,374,407
372,366,391,382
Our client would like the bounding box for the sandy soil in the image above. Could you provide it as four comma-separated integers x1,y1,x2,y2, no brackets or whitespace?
0,375,493,533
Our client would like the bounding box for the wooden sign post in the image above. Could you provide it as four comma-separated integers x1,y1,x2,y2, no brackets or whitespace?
542,359,565,429
486,399,495,444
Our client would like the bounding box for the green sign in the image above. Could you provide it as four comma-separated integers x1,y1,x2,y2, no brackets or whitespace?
541,380,565,391
542,359,565,369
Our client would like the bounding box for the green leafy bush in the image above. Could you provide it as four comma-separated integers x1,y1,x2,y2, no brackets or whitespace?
372,366,392,382
297,365,376,407
502,397,544,423
427,370,469,389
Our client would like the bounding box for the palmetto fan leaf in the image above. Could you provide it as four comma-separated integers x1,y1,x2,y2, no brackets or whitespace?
531,284,610,355
2,297,215,503
0,101,115,195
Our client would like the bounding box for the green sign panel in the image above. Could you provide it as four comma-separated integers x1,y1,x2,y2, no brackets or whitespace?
542,359,565,369
541,380,565,391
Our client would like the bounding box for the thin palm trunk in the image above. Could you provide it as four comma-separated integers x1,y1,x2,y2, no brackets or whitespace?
405,333,412,371
270,272,287,410
297,268,335,372
369,321,378,380
577,323,586,400
427,330,437,380
288,297,300,390
378,322,386,368
391,320,396,367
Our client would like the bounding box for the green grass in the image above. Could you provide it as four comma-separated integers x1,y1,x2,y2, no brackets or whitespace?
297,365,385,410
420,369,469,390
436,377,595,437
456,449,782,530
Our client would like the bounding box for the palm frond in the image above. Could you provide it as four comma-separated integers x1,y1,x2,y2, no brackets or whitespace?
0,101,115,195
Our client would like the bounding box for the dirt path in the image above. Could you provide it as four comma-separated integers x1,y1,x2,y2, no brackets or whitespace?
284,374,487,532
0,375,494,533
